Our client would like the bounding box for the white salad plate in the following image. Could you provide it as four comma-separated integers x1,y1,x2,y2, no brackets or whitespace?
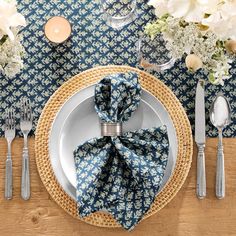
49,85,178,200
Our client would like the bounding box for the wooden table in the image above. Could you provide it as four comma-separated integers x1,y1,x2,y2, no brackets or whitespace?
0,138,236,236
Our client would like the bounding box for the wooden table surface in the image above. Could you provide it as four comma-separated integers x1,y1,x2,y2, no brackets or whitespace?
0,138,236,236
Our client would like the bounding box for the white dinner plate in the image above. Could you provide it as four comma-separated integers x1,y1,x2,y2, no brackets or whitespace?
49,85,178,200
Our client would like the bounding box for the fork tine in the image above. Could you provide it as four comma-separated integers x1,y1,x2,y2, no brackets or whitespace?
10,109,15,129
4,110,9,130
8,109,14,130
25,99,29,119
8,109,12,129
27,100,32,121
9,111,12,130
27,109,31,121
7,109,11,127
21,97,27,121
20,98,25,120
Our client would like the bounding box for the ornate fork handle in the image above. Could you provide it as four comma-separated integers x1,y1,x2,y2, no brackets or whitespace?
5,155,12,200
21,146,30,200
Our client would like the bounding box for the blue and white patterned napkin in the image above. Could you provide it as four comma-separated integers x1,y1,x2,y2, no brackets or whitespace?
74,72,169,230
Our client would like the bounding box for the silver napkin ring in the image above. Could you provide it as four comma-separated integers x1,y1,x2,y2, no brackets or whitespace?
101,123,122,136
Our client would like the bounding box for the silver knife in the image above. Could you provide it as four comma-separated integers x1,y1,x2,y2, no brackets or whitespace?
195,79,206,199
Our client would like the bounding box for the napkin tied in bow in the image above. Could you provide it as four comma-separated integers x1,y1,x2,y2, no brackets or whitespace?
74,72,169,230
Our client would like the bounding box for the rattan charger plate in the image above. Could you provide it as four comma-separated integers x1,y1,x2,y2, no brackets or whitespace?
35,65,193,228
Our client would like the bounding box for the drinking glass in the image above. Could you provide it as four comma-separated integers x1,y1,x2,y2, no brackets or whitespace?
137,34,175,71
100,0,137,29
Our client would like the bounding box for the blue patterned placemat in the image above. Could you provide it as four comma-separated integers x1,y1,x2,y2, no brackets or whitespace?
0,0,235,137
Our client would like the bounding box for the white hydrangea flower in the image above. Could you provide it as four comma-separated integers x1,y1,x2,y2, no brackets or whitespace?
202,1,236,40
148,0,222,22
0,30,24,77
0,0,26,77
149,0,236,39
0,0,26,40
167,0,207,22
148,0,168,17
210,57,232,86
162,18,200,58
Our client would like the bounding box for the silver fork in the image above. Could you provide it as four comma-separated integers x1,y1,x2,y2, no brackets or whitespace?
4,108,16,200
20,98,33,200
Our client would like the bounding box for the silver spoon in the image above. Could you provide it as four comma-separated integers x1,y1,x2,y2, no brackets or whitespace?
210,94,231,199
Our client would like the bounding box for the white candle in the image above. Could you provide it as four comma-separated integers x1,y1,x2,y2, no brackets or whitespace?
44,16,71,44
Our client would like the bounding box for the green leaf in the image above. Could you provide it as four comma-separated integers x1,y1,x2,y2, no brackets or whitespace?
209,72,216,84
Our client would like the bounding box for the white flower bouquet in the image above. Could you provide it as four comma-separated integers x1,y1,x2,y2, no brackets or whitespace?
145,0,236,85
0,0,26,77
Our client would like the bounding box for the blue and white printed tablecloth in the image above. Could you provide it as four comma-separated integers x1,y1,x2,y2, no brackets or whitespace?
0,0,235,136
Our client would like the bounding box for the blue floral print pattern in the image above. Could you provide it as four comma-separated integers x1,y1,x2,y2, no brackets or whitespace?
0,0,235,137
94,72,141,122
74,72,169,230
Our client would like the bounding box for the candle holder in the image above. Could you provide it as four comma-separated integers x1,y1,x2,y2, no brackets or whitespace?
44,16,72,44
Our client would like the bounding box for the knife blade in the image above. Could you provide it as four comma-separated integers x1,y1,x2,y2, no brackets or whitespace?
195,79,206,199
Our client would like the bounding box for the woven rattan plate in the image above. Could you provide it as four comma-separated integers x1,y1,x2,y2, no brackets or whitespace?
35,65,193,228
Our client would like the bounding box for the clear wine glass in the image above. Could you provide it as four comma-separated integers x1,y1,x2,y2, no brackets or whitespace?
100,0,137,29
137,34,175,71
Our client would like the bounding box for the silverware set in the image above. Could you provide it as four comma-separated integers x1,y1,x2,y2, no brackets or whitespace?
2,83,232,202
4,98,33,200
195,80,231,199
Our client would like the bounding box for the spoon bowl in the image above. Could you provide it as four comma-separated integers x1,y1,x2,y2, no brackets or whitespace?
210,94,231,130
